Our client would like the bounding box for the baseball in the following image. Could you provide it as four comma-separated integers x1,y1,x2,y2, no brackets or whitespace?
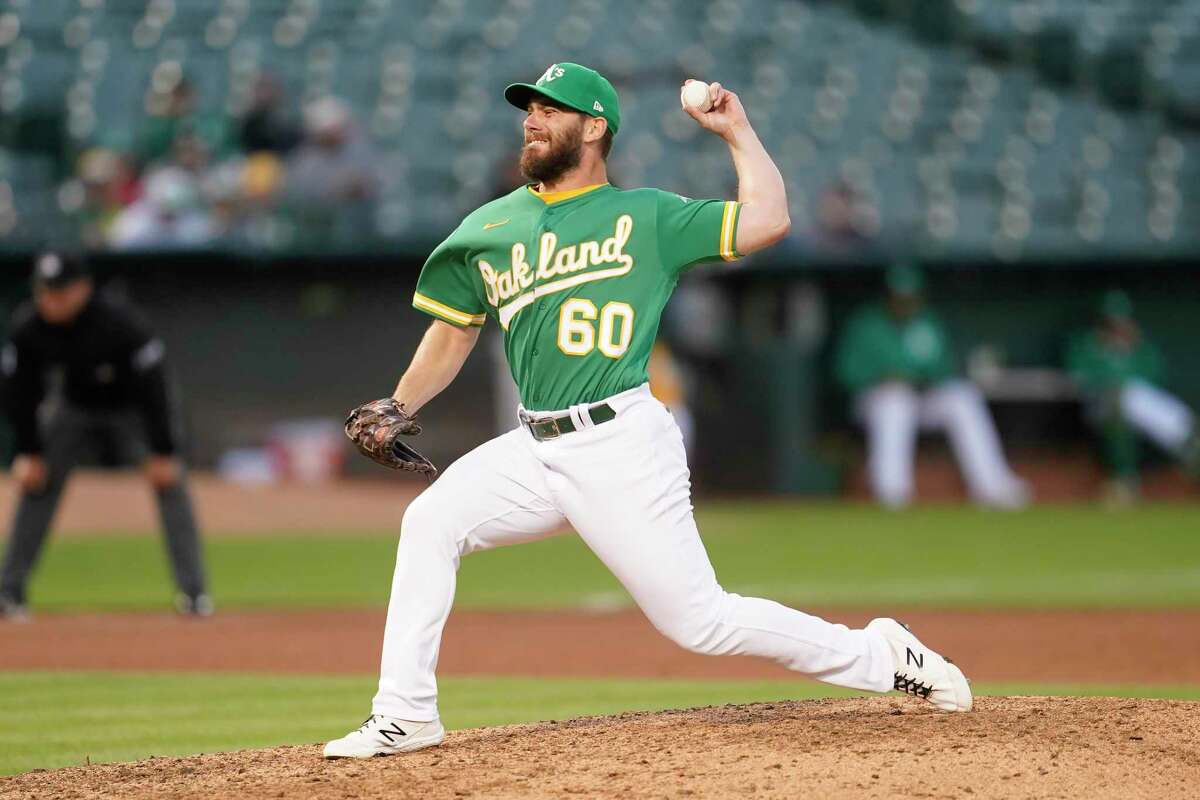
681,80,713,113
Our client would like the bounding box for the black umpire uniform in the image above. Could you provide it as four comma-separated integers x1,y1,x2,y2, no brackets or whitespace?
0,253,209,617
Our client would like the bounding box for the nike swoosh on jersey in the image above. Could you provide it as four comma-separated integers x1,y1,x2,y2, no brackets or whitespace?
483,219,510,230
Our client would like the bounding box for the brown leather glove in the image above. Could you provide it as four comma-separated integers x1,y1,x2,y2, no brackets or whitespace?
344,398,437,478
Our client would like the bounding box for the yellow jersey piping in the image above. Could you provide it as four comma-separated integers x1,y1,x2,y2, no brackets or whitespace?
527,182,609,205
413,292,487,327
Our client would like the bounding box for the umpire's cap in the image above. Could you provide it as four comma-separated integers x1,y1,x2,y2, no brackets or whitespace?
31,251,90,289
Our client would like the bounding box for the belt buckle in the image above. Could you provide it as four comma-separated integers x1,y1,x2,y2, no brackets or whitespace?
522,411,561,441
538,417,562,440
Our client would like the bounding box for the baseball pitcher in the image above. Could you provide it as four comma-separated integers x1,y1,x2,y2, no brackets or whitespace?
327,63,972,759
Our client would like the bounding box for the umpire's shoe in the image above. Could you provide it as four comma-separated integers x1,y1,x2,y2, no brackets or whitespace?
0,590,29,623
175,593,215,618
867,618,973,712
323,715,445,759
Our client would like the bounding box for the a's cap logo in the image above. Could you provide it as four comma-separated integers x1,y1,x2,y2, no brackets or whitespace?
593,100,604,112
37,254,62,279
538,63,565,85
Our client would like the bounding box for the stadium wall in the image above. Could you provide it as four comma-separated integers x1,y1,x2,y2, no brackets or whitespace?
0,255,1195,492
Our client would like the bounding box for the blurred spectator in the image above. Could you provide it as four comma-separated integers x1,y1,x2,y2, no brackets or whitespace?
109,167,214,250
835,263,1029,508
178,146,287,251
242,152,286,202
71,148,141,249
286,97,378,208
1066,290,1200,502
811,180,877,257
238,75,302,155
200,160,251,242
170,131,213,177
137,77,233,166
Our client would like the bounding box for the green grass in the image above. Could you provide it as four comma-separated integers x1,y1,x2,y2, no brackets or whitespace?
1,671,1197,777
20,503,1200,611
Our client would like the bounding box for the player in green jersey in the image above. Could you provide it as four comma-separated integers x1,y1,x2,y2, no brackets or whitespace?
1066,290,1200,501
324,63,972,760
835,262,1029,509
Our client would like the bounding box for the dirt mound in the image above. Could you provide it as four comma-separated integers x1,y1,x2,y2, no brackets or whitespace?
3,697,1196,799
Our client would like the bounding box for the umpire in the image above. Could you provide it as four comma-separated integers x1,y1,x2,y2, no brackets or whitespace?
0,252,209,620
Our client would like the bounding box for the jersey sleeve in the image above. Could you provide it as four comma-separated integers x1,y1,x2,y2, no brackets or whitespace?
655,190,742,274
413,229,488,328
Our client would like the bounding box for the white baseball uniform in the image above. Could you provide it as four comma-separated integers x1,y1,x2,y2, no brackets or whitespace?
859,380,1030,509
1118,379,1195,454
372,384,894,720
369,182,896,721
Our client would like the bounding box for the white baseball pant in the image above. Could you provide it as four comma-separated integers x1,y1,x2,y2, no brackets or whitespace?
859,380,1027,508
372,384,894,721
1119,379,1195,454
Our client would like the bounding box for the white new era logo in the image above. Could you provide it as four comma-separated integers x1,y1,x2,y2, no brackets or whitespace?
593,100,604,112
38,254,63,278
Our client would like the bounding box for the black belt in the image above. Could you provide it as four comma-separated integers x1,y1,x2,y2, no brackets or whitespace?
520,402,617,441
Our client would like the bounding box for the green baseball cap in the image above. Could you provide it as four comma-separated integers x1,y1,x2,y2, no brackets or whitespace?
504,62,621,135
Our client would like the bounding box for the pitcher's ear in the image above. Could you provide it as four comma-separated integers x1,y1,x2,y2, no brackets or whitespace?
585,116,608,144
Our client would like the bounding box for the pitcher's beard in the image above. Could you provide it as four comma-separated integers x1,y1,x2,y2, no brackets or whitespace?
520,127,584,185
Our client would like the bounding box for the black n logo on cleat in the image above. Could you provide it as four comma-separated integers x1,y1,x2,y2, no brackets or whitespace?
906,647,924,669
378,723,407,743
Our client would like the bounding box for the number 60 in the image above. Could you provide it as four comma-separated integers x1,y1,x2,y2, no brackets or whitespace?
557,299,634,359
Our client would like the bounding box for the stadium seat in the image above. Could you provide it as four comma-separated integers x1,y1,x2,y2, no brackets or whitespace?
0,0,1197,256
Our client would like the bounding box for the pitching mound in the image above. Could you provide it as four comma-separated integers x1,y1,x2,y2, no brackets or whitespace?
4,697,1197,799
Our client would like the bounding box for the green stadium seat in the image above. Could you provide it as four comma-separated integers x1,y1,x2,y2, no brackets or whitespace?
0,0,1198,255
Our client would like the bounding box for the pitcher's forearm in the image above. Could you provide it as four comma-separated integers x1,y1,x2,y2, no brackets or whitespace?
391,321,480,414
392,368,454,415
728,125,784,207
725,124,790,253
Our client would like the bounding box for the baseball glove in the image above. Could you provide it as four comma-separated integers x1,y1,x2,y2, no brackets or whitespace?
344,398,437,478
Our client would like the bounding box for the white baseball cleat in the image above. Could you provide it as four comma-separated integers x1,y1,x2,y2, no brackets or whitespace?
867,617,973,712
322,715,445,759
975,479,1032,511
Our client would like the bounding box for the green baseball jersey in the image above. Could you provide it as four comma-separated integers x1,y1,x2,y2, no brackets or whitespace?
413,183,741,411
1066,329,1165,396
835,303,955,394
